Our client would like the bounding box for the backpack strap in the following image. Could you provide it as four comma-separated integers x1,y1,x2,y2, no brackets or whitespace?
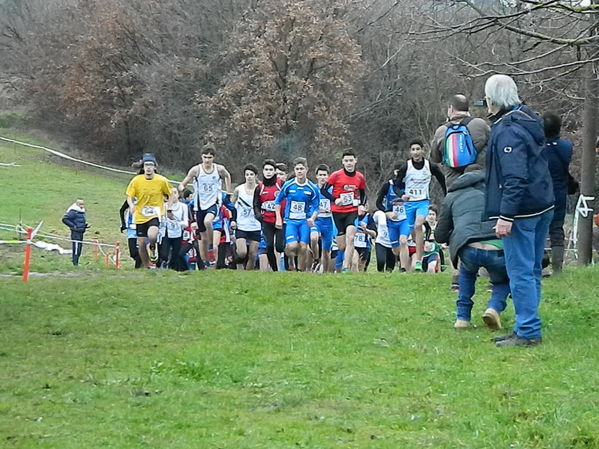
459,116,474,126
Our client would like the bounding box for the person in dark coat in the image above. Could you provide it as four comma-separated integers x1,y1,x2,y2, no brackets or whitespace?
62,199,90,266
484,74,554,347
543,112,573,274
436,165,510,330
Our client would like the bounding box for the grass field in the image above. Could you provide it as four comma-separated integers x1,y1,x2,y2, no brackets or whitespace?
0,130,146,273
1,130,599,448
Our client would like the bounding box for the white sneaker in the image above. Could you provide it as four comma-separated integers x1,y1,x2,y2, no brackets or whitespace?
454,319,471,330
482,308,502,330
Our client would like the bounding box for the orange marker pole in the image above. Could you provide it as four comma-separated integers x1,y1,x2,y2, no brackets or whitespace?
22,227,33,282
114,242,121,268
92,238,99,261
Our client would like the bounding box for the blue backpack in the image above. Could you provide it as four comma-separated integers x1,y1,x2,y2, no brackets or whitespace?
442,117,477,168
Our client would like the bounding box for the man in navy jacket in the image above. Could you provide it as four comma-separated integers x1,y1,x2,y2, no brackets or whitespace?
484,74,554,347
62,199,90,266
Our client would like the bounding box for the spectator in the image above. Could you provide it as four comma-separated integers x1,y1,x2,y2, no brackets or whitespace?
484,74,554,347
62,199,90,266
431,94,490,187
543,112,573,274
436,165,510,330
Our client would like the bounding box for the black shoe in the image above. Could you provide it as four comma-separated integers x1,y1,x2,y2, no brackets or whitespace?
492,332,516,343
495,334,542,347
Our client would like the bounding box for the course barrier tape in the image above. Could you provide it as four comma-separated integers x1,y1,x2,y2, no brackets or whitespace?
0,136,136,175
0,135,180,184
6,221,123,282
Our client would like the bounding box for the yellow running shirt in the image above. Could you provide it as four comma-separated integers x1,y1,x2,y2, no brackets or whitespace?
125,174,172,224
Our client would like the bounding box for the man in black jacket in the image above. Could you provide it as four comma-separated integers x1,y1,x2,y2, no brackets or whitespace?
436,166,510,331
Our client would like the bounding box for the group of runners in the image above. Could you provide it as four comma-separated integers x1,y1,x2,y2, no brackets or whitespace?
122,141,447,273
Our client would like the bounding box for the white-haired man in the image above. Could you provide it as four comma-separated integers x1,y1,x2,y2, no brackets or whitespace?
484,74,554,347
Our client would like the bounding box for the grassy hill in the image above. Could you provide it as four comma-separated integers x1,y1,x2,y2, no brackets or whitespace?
0,131,159,273
1,130,599,448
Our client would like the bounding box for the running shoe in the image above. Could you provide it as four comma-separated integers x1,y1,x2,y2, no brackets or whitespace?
148,244,158,263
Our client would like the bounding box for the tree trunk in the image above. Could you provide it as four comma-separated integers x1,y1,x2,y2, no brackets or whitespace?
577,64,598,265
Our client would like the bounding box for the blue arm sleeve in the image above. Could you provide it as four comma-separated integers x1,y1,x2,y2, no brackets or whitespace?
274,183,287,205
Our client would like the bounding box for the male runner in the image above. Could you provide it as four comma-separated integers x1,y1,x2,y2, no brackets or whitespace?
231,164,262,270
320,149,367,272
253,159,285,271
178,143,232,265
275,157,320,271
125,153,172,268
310,164,335,273
375,178,411,272
393,139,446,271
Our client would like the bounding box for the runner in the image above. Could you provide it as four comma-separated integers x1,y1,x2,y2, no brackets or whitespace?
213,192,235,269
275,157,320,271
276,163,288,182
254,159,285,271
178,143,232,266
375,178,410,272
159,187,189,271
310,164,335,273
352,209,376,272
119,199,142,268
231,164,262,270
320,149,367,273
393,139,446,271
125,153,172,268
372,210,396,272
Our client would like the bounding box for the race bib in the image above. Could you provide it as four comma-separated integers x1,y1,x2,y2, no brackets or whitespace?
262,201,276,212
392,204,407,221
319,198,331,213
354,232,367,248
202,184,214,193
408,187,425,198
289,201,306,220
141,206,160,218
166,220,179,233
240,205,251,217
339,192,354,206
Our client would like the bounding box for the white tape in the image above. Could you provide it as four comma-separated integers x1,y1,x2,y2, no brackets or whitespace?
0,135,180,184
576,194,595,218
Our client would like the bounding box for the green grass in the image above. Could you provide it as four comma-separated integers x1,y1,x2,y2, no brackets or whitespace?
1,129,599,448
1,269,599,448
0,130,143,273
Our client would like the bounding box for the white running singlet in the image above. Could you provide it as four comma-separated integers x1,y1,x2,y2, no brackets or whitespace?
373,211,392,248
235,187,261,232
404,160,431,202
193,164,222,211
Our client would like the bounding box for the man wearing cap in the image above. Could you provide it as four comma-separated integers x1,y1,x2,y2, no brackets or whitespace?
126,153,172,268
